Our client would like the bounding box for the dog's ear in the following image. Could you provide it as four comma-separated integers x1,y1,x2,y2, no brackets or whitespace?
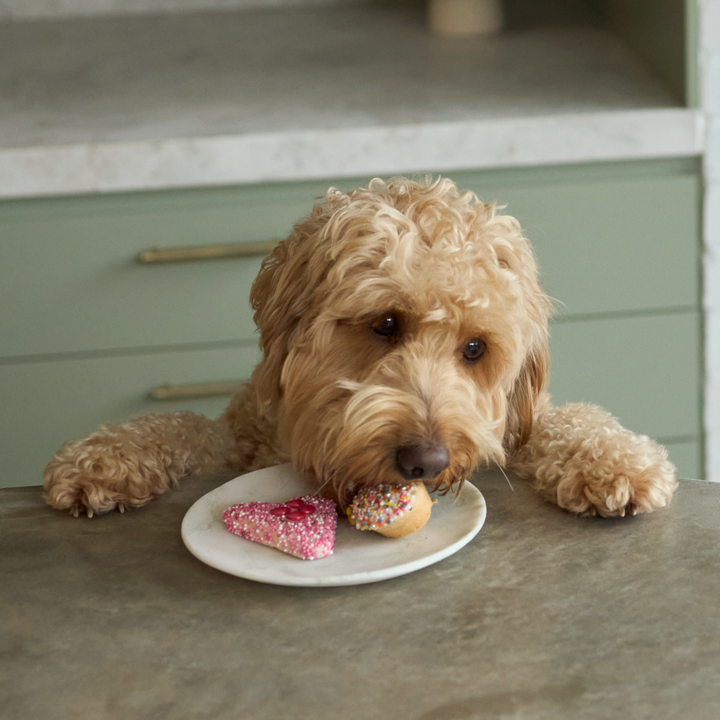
249,191,347,412
504,336,550,456
487,214,552,457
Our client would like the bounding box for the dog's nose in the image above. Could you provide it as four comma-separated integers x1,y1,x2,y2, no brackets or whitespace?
396,443,450,481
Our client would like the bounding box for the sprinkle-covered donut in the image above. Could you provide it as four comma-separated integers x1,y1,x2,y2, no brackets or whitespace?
347,483,433,538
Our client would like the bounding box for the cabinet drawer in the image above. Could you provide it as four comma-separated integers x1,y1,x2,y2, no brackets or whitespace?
455,165,701,317
548,310,701,449
0,343,260,489
0,181,340,359
2,311,700,489
2,164,700,360
548,311,702,480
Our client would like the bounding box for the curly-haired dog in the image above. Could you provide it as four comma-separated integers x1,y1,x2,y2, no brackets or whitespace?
43,177,677,518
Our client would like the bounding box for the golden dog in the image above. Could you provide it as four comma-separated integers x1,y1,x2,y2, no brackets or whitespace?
43,177,676,518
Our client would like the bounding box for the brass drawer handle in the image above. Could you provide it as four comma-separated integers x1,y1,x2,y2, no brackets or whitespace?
137,240,278,264
149,380,245,401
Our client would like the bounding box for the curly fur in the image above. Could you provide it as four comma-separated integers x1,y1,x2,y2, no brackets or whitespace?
512,396,676,517
43,176,676,517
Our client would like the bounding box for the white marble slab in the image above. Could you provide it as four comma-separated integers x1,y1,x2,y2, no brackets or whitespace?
0,5,704,198
0,109,703,198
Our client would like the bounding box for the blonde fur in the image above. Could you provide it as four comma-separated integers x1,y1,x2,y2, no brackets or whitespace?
43,177,676,517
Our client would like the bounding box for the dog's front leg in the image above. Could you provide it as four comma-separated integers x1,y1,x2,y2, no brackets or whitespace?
43,412,237,517
508,394,677,517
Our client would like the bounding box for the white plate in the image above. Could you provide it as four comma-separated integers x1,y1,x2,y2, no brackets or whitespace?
181,464,486,587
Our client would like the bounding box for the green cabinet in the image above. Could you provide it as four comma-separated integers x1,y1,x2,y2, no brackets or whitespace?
0,159,703,487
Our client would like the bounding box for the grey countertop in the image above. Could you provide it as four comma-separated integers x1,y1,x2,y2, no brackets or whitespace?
2,468,720,719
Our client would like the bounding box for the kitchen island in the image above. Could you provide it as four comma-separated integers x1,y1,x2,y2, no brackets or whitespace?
2,467,719,719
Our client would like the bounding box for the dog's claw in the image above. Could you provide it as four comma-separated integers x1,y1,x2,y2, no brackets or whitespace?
87,507,94,519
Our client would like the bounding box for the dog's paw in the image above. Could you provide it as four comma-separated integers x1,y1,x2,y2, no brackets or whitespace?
545,432,677,518
43,430,168,517
43,471,132,518
513,401,678,518
43,413,234,517
553,458,677,518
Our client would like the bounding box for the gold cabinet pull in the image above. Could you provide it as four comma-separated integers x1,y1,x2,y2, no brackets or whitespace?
149,380,245,401
137,240,278,264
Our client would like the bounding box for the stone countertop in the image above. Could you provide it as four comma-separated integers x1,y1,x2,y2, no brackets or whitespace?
0,4,704,198
2,468,720,720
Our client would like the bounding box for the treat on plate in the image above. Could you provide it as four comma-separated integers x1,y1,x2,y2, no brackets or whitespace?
223,496,337,560
347,483,433,538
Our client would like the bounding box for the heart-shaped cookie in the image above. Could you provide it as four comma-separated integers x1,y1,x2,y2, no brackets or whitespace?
223,496,337,560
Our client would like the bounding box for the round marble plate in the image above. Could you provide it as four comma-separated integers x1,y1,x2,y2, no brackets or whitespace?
181,464,486,587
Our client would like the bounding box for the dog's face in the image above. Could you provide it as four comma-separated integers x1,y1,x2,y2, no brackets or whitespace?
250,178,551,503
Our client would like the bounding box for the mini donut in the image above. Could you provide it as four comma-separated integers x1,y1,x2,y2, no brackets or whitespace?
347,483,433,538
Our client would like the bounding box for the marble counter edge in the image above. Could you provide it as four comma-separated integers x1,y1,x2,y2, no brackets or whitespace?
0,108,704,199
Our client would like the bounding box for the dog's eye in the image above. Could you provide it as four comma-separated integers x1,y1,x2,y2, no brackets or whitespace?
373,313,400,338
463,339,486,363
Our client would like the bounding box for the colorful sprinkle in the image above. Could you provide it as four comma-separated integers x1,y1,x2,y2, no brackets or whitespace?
223,496,337,560
348,484,417,531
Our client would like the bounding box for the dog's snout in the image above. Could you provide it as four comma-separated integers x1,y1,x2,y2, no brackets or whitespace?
396,443,450,481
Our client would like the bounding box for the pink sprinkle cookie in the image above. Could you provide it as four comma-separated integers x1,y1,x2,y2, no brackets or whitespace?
223,496,337,560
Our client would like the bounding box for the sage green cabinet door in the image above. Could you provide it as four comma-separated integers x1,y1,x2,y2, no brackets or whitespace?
454,166,700,317
0,343,260,489
548,311,701,440
0,182,332,360
2,167,700,359
1,311,700,489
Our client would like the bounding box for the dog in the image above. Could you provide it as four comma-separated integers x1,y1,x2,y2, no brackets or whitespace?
43,176,677,518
